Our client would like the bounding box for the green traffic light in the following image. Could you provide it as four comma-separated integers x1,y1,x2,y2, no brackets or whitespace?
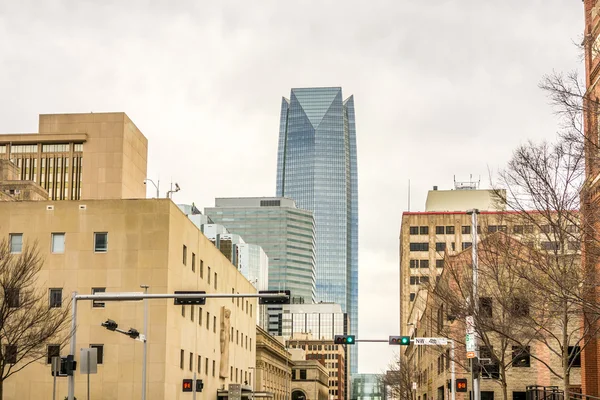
401,336,410,345
347,336,354,344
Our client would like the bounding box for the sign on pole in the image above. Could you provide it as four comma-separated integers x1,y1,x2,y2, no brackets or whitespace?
229,383,242,400
80,348,98,374
466,316,475,334
413,337,448,346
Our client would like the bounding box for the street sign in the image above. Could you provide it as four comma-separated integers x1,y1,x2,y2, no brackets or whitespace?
412,382,417,390
413,337,448,346
466,351,476,359
229,383,242,400
79,348,98,374
465,333,476,353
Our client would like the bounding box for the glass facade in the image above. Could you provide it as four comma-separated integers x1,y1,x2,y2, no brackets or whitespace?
351,374,385,400
276,87,359,373
204,197,316,307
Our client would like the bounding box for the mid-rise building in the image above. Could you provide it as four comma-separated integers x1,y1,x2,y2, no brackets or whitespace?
255,326,293,400
0,112,148,200
204,197,316,306
351,374,386,400
289,349,330,400
275,87,359,374
0,199,257,400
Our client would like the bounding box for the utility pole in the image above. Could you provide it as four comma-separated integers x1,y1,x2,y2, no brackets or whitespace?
141,285,149,400
467,209,480,400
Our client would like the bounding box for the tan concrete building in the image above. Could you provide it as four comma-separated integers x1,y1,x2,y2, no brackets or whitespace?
286,333,346,400
0,159,49,201
0,112,148,200
0,199,256,400
407,236,582,400
290,357,329,400
255,326,293,400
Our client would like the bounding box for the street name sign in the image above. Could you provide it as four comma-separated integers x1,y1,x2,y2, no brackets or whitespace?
413,337,448,346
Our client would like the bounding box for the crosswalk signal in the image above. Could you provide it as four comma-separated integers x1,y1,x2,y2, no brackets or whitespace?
456,378,468,392
196,379,204,392
389,336,411,345
334,335,356,345
182,379,193,392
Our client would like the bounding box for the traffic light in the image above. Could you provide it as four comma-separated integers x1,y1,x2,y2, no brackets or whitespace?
259,290,291,305
65,354,77,376
456,378,468,392
101,319,118,331
471,357,481,379
126,328,140,340
389,336,411,345
334,335,356,345
182,379,193,392
174,291,206,305
196,379,204,392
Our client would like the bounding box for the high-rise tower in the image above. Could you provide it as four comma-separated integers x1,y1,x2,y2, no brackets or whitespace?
276,87,358,373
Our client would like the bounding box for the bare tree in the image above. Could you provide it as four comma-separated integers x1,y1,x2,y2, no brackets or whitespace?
382,354,416,400
0,239,71,399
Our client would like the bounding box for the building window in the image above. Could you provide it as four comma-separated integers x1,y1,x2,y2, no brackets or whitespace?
409,226,419,235
47,344,60,364
409,243,429,252
510,297,530,317
410,260,418,268
190,307,194,322
51,233,65,253
420,276,430,284
462,242,472,250
480,297,492,318
250,304,252,317
212,360,215,376
200,260,204,278
513,225,524,234
409,293,416,302
260,200,281,207
205,358,209,375
435,242,446,252
207,267,211,284
182,245,187,265
180,350,184,369
181,305,186,318
445,226,455,234
213,316,216,333
568,346,581,367
9,234,23,253
488,225,498,233
410,277,419,285
436,259,444,268
420,260,429,268
5,289,19,308
5,345,17,364
94,232,108,252
214,273,218,289
436,226,444,234
420,226,429,235
91,344,104,364
512,346,531,367
49,288,63,308
199,307,203,325
541,241,560,251
92,287,106,308
462,226,471,234
192,253,196,272
197,355,201,373
189,352,193,371
206,312,210,330
300,369,307,380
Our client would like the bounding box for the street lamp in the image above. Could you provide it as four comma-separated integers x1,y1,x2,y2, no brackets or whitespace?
143,179,160,198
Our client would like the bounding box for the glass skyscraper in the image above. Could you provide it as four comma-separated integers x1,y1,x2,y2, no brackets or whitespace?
276,87,358,374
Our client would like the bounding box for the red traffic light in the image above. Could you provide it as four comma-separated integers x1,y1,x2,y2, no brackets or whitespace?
182,379,193,392
456,378,467,392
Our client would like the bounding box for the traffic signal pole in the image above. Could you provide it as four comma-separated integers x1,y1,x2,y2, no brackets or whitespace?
468,209,480,400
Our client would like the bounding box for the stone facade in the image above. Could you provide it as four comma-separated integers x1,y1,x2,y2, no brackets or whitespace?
290,359,329,400
256,326,293,400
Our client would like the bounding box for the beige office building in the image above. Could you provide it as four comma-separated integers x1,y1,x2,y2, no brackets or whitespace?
0,112,148,200
0,198,257,400
255,326,293,400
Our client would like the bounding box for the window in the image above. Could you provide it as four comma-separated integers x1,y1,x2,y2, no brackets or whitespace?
5,345,17,364
568,241,580,251
183,245,187,265
250,304,252,317
207,267,211,284
409,293,416,301
9,234,23,253
92,287,105,308
94,232,108,252
568,346,581,367
436,242,446,252
462,242,472,250
445,226,455,234
510,297,529,317
410,260,419,268
181,305,186,318
214,273,218,289
488,225,498,233
197,355,202,373
409,243,429,252
420,276,429,284
300,369,307,380
420,226,429,235
51,233,65,253
436,226,444,234
212,360,215,376
190,307,194,322
541,225,551,234
409,226,419,235
462,226,471,234
480,297,492,318
199,307,203,325
513,225,524,234
497,225,508,232
206,312,210,330
192,253,196,272
436,259,444,268
420,259,429,268
189,352,193,371
91,344,104,364
5,289,19,308
410,277,419,285
541,241,560,251
566,225,578,233
213,316,216,333
49,288,63,308
47,344,60,364
180,350,184,369
512,346,531,367
205,358,209,375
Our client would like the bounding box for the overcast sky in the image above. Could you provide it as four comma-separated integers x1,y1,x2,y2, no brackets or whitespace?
0,0,585,374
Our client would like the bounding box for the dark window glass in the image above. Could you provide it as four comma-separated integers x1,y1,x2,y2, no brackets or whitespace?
183,245,187,265
488,226,498,233
47,344,60,364
420,226,429,235
5,345,17,364
568,346,581,367
436,243,446,252
512,346,530,367
510,297,530,317
300,369,307,380
91,344,104,364
92,287,105,308
410,277,418,285
462,242,472,250
409,243,429,252
5,289,19,308
436,259,444,268
409,226,419,235
409,293,416,301
410,260,418,268
420,260,429,268
445,226,455,234
480,297,493,318
420,276,429,284
462,226,471,234
49,288,62,308
94,232,108,252
436,226,445,234
513,225,524,234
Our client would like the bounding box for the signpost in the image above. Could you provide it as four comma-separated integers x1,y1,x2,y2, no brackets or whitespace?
229,383,242,400
413,337,448,346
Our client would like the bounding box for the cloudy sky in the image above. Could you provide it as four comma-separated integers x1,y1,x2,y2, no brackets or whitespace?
0,0,584,374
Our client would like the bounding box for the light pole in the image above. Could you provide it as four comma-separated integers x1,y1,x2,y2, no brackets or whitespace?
144,179,160,198
249,366,256,400
467,209,480,400
140,284,149,400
